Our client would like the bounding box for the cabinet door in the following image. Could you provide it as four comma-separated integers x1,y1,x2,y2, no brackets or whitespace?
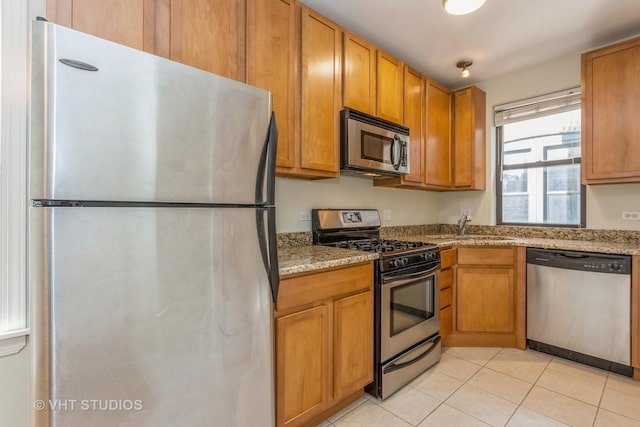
246,0,299,168
169,0,245,80
401,67,424,184
376,51,404,124
583,38,640,183
46,0,156,52
424,79,452,187
342,32,376,115
276,305,330,427
453,86,486,190
333,291,373,400
456,267,515,333
300,8,341,174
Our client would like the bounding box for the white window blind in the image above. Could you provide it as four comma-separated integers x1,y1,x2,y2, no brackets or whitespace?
0,0,29,357
494,87,581,126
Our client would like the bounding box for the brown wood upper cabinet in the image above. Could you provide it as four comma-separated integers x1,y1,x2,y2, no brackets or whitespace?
246,0,299,172
582,36,640,184
452,86,486,190
247,1,341,178
425,79,453,188
342,32,404,124
46,0,246,80
46,0,154,52
299,7,342,176
342,31,376,115
373,66,424,189
376,50,404,124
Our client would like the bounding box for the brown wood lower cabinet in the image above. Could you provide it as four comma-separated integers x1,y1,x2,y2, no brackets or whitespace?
275,262,374,427
444,246,526,349
456,267,514,333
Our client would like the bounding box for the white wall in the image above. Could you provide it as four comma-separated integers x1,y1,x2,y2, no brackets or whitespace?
438,47,640,230
0,343,30,426
276,176,440,232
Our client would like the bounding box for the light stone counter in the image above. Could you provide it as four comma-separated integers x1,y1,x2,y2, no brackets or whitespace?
385,234,640,255
278,245,378,276
277,225,640,276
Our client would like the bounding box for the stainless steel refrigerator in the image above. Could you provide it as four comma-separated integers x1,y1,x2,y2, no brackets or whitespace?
29,20,279,427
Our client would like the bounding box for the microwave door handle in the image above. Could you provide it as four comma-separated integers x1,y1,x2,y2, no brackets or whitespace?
390,135,401,170
389,136,397,170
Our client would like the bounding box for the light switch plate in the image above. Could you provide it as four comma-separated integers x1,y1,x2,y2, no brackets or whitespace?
621,211,640,220
298,211,311,221
383,209,392,221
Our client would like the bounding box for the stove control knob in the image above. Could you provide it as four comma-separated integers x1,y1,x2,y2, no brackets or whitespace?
389,259,397,268
401,257,408,266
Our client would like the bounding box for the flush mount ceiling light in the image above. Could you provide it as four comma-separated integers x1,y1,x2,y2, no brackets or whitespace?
456,59,473,78
443,0,486,15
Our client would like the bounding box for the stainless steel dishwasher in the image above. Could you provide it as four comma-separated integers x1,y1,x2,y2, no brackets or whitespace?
527,248,632,376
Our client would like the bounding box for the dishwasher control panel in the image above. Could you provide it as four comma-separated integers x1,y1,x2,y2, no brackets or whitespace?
582,261,627,273
527,248,631,275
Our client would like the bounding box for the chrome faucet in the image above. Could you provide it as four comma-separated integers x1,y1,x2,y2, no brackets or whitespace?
458,214,472,236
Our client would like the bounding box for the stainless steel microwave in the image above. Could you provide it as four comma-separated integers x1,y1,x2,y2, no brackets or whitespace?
340,108,410,177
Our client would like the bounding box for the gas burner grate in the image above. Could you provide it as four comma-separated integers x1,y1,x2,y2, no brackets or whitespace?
332,239,427,254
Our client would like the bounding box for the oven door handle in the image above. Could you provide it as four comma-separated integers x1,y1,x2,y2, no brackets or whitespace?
382,265,439,285
383,335,441,375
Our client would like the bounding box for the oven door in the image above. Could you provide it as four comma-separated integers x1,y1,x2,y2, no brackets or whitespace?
380,263,440,362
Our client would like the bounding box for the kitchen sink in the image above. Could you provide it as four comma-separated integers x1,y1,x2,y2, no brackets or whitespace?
456,235,515,241
426,234,515,241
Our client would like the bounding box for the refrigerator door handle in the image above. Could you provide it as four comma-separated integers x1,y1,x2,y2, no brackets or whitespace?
256,112,278,206
256,206,280,302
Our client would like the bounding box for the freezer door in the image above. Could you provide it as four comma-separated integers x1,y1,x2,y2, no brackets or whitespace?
31,207,275,427
31,21,273,205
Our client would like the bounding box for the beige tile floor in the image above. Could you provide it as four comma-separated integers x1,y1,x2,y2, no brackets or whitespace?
317,347,640,427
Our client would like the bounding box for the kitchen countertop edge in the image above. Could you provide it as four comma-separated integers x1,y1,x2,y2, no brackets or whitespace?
278,245,379,277
278,235,640,275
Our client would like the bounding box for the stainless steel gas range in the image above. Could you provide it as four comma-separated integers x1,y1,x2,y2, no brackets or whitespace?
312,209,441,400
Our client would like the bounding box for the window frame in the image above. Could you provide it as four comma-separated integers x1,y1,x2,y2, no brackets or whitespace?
495,89,586,228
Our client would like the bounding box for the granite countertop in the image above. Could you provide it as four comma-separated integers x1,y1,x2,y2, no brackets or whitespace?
278,230,640,276
278,245,379,276
389,234,640,256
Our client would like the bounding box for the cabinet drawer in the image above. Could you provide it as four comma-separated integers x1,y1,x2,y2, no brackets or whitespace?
457,247,515,266
440,287,452,309
277,263,373,312
440,268,454,289
440,305,452,337
441,249,456,269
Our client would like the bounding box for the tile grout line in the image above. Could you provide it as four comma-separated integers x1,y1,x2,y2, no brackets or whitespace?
450,348,520,427
500,349,556,427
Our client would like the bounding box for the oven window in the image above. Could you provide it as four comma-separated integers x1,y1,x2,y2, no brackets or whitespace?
390,279,434,336
361,131,391,163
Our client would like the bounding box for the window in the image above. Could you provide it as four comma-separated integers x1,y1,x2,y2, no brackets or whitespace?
496,88,585,227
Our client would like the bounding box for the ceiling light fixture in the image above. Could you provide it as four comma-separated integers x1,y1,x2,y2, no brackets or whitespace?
456,59,473,79
443,0,486,15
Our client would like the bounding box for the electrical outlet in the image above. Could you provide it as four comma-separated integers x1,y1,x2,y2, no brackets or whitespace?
621,211,640,220
383,209,392,221
460,209,471,216
298,211,311,221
